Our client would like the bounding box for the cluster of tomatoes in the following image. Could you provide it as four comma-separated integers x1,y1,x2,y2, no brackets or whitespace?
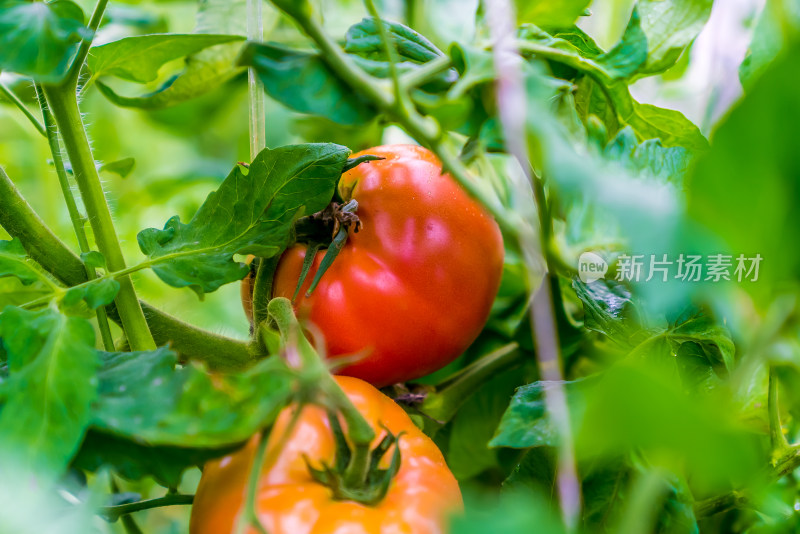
191,145,505,534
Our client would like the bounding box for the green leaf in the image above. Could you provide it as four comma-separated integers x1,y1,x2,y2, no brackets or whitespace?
63,278,120,309
88,33,244,83
80,250,106,270
0,306,98,474
515,0,591,28
572,278,640,345
238,42,376,126
97,157,136,178
604,126,692,183
595,8,647,80
137,143,349,296
0,0,92,83
635,0,714,77
344,17,444,63
0,238,49,287
74,430,234,489
446,370,520,479
489,377,589,449
95,0,246,109
0,278,51,309
91,347,293,447
687,43,800,306
450,489,566,534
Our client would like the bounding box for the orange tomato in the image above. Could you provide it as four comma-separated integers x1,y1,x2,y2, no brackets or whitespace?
190,376,462,534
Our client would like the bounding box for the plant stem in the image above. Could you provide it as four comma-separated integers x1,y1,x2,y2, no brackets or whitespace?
235,429,271,534
267,297,375,449
486,0,581,530
42,86,155,351
769,367,790,452
34,83,115,351
270,1,518,234
252,256,279,327
0,166,87,285
100,494,194,521
0,83,46,137
66,0,109,88
0,165,257,367
420,342,520,423
694,446,800,517
399,55,452,90
247,0,266,160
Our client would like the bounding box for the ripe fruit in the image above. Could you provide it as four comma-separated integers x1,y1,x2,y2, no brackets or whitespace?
190,376,462,534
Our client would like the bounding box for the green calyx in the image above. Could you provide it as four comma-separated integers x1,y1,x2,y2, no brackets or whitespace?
305,412,404,506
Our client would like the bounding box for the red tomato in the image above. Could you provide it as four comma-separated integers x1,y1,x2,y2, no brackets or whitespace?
252,144,504,386
189,376,462,534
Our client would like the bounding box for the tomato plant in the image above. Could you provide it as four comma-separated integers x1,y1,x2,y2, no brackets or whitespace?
1,0,800,533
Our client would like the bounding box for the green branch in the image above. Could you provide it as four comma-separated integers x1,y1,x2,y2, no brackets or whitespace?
41,85,155,351
35,83,115,351
270,1,516,234
0,82,46,137
0,165,258,369
100,494,194,521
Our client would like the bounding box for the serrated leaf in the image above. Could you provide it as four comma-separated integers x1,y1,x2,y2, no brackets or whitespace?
137,143,349,296
91,347,293,447
0,306,98,474
604,126,692,183
0,0,92,83
238,42,376,126
88,33,244,83
636,0,714,77
0,238,49,287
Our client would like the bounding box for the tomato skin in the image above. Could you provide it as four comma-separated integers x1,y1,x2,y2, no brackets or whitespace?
270,145,504,386
189,376,462,534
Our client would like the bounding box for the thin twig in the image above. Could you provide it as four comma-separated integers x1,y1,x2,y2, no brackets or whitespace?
0,82,46,136
100,494,194,521
485,0,581,530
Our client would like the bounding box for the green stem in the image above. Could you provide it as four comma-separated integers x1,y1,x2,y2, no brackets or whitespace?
363,0,405,108
272,2,517,234
399,55,452,90
252,256,279,328
267,297,375,446
100,494,194,521
0,83,46,137
35,83,114,351
0,166,87,285
66,0,109,88
0,165,257,368
694,446,800,517
41,86,155,351
769,367,790,452
420,342,520,423
235,427,271,534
